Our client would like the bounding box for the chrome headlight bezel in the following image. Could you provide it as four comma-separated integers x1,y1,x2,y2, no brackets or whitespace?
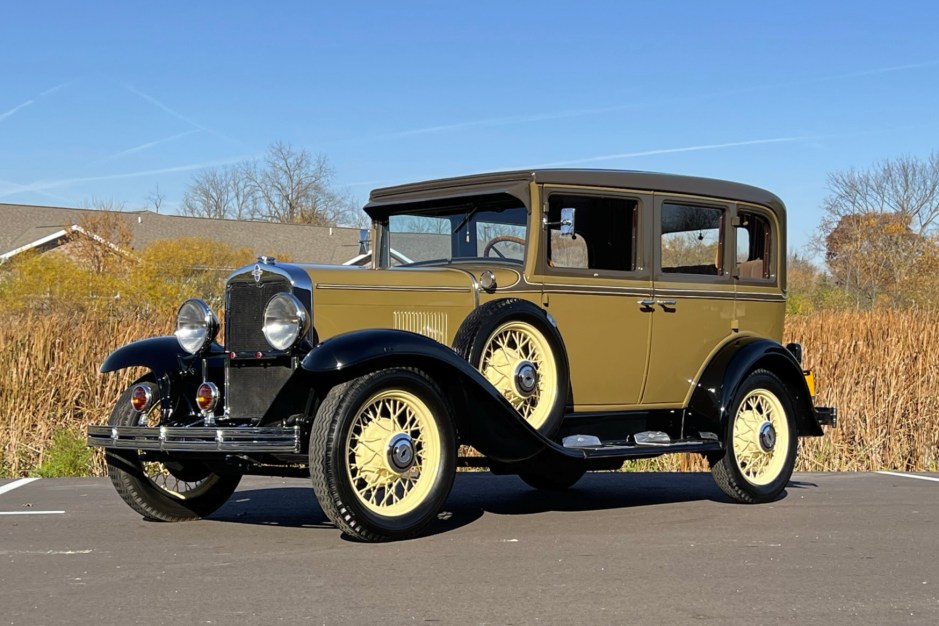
262,293,310,351
175,298,220,355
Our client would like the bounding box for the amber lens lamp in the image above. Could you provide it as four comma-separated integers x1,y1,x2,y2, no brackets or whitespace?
130,385,152,412
196,382,219,412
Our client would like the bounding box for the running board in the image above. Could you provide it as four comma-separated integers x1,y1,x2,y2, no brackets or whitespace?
563,434,722,459
87,425,301,454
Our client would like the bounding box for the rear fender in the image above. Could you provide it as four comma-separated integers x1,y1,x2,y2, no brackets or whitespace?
685,337,822,440
294,329,583,464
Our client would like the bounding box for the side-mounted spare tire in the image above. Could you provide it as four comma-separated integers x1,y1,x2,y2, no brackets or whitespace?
453,298,569,438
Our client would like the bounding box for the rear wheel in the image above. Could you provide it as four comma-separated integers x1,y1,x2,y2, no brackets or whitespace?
105,380,241,521
309,368,457,541
711,369,797,503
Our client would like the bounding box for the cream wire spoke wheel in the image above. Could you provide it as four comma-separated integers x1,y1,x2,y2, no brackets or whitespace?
310,368,457,541
732,389,790,486
480,321,558,430
345,390,442,516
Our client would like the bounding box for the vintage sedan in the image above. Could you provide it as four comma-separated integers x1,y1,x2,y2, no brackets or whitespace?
88,169,836,541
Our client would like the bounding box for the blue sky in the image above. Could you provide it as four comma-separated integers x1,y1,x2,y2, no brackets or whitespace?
2,1,938,253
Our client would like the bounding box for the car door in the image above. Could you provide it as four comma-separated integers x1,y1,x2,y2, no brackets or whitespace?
642,194,736,406
530,186,653,409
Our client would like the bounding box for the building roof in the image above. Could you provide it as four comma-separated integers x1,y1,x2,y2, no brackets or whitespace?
0,203,366,264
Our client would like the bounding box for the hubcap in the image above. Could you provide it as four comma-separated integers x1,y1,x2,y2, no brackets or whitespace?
758,421,777,451
388,433,415,471
514,361,538,396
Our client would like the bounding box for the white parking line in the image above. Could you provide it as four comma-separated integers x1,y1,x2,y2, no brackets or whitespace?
0,477,39,497
0,511,65,516
876,471,939,483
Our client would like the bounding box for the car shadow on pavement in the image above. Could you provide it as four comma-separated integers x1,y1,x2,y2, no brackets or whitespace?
204,472,807,537
209,487,332,529
444,471,796,518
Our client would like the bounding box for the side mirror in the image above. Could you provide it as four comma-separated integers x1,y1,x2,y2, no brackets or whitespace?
358,228,370,255
560,207,576,237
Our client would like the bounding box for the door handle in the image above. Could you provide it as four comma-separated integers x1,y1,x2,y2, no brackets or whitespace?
638,299,656,308
656,299,677,306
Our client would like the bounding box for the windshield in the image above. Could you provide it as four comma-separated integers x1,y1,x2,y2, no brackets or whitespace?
385,197,528,266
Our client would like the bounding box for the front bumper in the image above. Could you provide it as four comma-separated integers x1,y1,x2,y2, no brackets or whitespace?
87,425,301,454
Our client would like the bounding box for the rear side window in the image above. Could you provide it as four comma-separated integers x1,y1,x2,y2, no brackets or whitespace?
546,194,638,272
735,211,773,280
660,203,724,275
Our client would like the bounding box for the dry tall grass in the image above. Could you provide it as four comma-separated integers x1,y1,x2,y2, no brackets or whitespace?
1,309,937,476
0,313,160,476
787,309,939,472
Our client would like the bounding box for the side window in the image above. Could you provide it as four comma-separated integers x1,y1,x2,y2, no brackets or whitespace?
735,211,772,280
660,203,724,275
546,194,638,272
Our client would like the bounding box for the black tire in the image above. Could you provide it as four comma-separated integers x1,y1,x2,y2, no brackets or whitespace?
518,467,586,491
105,380,241,521
711,369,798,503
453,298,569,437
309,368,457,542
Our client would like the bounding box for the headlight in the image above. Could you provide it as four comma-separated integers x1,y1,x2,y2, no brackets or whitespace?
175,299,219,355
262,293,310,351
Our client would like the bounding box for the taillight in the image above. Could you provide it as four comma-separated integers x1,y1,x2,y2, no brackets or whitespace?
130,385,152,412
196,382,219,412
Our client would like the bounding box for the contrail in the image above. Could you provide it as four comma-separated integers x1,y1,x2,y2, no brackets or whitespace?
93,129,203,164
39,80,75,97
0,100,35,123
0,79,76,124
0,155,254,199
0,178,75,204
366,59,939,141
124,84,239,145
523,137,803,169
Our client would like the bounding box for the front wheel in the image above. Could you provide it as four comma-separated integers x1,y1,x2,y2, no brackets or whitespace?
309,368,457,542
711,369,797,503
105,380,241,521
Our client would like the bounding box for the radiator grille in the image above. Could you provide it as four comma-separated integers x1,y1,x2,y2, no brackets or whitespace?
226,278,291,353
393,310,448,343
228,363,293,419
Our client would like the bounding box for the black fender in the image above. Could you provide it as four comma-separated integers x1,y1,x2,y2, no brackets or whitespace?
100,336,195,377
100,336,225,417
294,328,585,465
684,337,823,441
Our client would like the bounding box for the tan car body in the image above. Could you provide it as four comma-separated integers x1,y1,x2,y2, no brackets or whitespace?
304,171,786,412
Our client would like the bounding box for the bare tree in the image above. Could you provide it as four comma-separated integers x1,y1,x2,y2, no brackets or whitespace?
180,165,258,220
819,152,939,307
68,198,133,274
180,142,359,226
147,186,165,214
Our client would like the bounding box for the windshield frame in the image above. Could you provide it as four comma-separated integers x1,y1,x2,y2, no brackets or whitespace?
376,192,531,268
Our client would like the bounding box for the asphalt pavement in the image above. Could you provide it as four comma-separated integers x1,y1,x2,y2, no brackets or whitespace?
1,471,937,625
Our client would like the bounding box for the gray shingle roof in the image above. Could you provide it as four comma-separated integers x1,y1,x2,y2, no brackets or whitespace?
0,203,366,264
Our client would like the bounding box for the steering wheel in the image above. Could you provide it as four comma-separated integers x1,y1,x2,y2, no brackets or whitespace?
482,235,526,258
